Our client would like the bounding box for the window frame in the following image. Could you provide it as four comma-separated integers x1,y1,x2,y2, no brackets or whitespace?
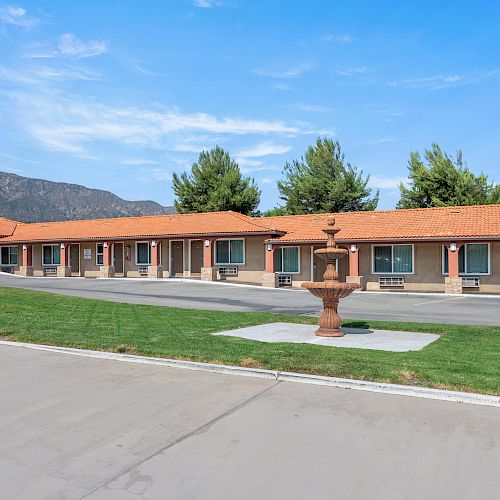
96,243,104,266
42,244,61,266
371,244,414,275
135,241,151,266
442,243,490,276
274,246,301,275
214,238,245,266
0,245,18,266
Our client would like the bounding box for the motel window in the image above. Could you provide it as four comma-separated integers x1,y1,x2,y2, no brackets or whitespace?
1,246,18,266
274,246,300,274
215,239,245,265
42,245,60,266
96,244,104,266
442,244,489,275
373,245,413,274
136,242,151,265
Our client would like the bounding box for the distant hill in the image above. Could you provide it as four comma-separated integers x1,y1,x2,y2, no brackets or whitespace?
0,171,175,222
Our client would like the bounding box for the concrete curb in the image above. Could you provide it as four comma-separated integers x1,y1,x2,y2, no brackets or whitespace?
1,340,499,408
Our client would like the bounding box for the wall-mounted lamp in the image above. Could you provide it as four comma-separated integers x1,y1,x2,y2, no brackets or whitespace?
350,244,357,253
22,244,27,250
266,243,273,251
204,239,210,247
151,240,156,247
60,243,65,249
103,242,108,248
450,242,457,252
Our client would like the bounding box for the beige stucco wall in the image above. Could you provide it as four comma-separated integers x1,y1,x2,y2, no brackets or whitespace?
360,242,500,292
218,236,266,284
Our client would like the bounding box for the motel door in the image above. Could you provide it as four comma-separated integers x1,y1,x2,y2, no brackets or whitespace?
190,241,203,275
69,244,80,275
171,241,184,276
113,243,124,275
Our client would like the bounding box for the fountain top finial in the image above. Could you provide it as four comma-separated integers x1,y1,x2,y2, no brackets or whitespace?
327,216,335,227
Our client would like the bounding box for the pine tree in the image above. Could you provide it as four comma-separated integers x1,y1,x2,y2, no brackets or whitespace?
276,137,378,214
172,146,261,215
398,144,498,208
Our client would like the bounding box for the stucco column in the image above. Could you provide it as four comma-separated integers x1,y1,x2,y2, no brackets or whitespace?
57,243,71,277
201,238,217,281
346,244,365,290
445,243,462,294
263,243,279,288
148,240,163,278
100,241,115,278
20,244,33,276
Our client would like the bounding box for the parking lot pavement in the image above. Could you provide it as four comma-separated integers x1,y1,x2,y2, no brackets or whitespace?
2,273,500,325
1,344,499,500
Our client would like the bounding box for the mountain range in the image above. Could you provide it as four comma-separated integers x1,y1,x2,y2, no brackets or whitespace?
0,171,175,223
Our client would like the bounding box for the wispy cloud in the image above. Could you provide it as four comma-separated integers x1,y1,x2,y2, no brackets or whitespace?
335,66,369,77
0,5,39,28
260,177,275,184
58,33,107,58
193,0,220,7
321,33,354,44
369,175,406,190
252,63,313,79
271,83,293,91
388,70,499,90
237,141,291,158
7,91,301,155
365,136,397,145
0,63,101,84
292,102,331,113
26,33,107,59
120,159,159,165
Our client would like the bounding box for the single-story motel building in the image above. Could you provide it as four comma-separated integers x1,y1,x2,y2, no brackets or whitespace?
1,204,499,294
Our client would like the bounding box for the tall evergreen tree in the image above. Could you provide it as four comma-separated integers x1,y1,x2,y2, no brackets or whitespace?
276,137,378,214
398,144,499,208
172,146,261,215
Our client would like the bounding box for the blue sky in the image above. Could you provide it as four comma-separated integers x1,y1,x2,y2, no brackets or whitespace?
0,0,499,210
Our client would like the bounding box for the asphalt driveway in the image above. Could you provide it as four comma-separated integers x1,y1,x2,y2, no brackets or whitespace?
1,344,499,500
1,273,500,325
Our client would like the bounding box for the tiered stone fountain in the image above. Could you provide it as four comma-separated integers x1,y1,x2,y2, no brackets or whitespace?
302,217,360,337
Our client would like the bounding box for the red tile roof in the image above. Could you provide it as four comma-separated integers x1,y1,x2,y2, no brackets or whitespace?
0,218,17,237
1,205,499,244
260,204,500,243
0,211,277,243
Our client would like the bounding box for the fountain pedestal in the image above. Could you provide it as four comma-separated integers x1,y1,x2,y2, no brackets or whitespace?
301,218,360,337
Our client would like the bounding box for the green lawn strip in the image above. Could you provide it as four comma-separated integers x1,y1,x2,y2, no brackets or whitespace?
1,287,499,395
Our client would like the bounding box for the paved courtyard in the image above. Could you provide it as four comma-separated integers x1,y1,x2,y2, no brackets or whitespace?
1,344,499,500
2,274,500,325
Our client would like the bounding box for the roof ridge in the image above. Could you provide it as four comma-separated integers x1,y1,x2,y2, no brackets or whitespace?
9,210,250,227
256,204,500,220
227,211,277,231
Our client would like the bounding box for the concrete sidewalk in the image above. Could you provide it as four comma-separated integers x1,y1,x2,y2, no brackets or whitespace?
1,343,499,499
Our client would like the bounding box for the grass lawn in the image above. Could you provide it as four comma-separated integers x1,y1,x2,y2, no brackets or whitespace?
1,286,499,395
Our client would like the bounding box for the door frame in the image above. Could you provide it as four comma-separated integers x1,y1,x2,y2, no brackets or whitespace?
169,239,185,277
69,243,80,276
112,242,125,275
189,239,204,275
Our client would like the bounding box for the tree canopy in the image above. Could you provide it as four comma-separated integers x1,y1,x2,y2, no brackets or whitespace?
172,146,261,215
275,137,379,214
397,144,500,209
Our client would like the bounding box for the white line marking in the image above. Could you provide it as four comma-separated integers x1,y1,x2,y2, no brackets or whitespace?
413,297,466,306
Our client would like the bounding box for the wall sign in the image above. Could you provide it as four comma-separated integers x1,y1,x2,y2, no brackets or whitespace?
83,248,92,260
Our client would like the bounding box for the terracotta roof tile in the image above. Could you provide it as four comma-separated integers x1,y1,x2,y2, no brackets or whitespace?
0,218,17,237
259,204,500,242
0,211,276,243
1,205,499,245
